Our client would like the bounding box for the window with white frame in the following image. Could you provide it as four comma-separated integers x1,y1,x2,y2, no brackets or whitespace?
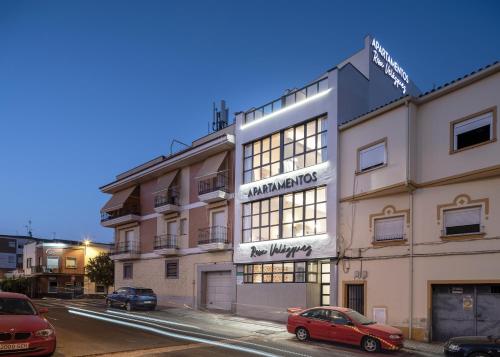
374,216,405,242
358,140,386,172
65,257,77,269
453,111,494,151
47,257,59,270
243,116,327,184
443,206,481,236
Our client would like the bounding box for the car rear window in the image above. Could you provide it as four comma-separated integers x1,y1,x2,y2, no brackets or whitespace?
134,289,154,295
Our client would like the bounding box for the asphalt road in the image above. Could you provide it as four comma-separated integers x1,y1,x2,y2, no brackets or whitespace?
33,299,435,357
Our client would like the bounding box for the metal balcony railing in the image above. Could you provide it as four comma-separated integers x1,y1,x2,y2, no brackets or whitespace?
101,206,140,222
198,170,229,195
154,234,178,250
111,240,140,255
34,265,61,274
198,226,230,245
244,78,328,124
154,188,179,207
373,233,406,242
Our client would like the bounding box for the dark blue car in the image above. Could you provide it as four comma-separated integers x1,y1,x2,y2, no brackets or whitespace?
106,287,157,311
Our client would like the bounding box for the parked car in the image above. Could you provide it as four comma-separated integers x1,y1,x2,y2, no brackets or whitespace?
287,306,404,352
106,287,157,311
444,335,500,356
0,292,56,356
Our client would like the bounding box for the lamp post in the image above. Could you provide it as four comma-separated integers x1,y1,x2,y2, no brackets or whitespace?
83,239,91,297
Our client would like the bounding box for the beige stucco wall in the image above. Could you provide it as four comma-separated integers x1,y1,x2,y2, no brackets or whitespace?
114,251,232,307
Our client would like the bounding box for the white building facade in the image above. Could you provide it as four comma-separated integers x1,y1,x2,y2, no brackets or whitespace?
233,36,420,321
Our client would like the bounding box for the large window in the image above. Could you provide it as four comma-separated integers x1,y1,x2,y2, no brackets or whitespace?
243,261,318,284
443,207,481,236
242,187,326,243
243,116,327,184
452,110,495,152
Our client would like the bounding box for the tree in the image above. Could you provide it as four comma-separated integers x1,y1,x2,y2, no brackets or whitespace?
86,253,114,294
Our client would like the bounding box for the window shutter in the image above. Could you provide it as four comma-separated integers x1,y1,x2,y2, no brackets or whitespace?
444,207,481,227
374,216,404,241
360,142,386,171
454,112,492,136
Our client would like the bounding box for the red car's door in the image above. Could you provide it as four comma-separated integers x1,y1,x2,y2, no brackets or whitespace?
299,308,332,340
329,311,363,345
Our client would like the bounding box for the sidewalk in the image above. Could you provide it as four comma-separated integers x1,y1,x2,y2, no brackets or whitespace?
404,339,444,355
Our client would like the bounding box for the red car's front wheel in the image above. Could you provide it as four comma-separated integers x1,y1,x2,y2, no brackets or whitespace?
362,336,380,352
295,327,309,341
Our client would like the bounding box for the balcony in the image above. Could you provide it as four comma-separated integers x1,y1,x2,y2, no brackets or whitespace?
109,240,140,260
198,226,231,251
198,170,230,203
244,78,328,124
154,188,180,214
32,265,84,275
100,206,141,228
154,234,180,256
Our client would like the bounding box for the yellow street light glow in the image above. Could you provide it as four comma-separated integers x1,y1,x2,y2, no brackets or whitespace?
241,89,331,130
83,239,91,246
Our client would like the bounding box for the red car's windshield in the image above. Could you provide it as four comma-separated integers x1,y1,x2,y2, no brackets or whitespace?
345,310,376,325
0,298,37,315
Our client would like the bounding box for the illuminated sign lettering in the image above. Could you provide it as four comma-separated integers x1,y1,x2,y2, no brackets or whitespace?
371,38,409,94
247,171,318,198
250,243,313,259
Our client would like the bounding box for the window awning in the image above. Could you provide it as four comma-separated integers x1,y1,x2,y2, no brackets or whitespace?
101,186,136,213
155,170,178,193
196,151,228,179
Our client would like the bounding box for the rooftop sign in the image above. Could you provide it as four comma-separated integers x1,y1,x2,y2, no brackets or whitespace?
371,38,409,95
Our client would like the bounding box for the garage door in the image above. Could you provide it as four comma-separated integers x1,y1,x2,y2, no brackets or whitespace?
205,271,232,311
432,284,500,341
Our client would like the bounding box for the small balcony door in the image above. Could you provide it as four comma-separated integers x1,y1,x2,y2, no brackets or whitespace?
125,230,134,250
211,210,226,242
167,221,178,236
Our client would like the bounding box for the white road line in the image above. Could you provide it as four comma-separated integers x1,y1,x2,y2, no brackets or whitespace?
68,307,311,357
105,309,201,329
69,309,281,357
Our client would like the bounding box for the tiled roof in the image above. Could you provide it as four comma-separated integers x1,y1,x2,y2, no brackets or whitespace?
340,60,499,127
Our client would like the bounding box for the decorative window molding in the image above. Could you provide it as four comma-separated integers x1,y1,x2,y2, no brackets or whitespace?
436,194,489,224
369,205,410,230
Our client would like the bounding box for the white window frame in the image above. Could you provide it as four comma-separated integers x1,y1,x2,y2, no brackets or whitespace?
450,108,497,153
373,216,405,242
443,206,482,236
358,139,387,173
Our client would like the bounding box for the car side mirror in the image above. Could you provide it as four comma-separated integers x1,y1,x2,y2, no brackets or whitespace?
38,307,48,314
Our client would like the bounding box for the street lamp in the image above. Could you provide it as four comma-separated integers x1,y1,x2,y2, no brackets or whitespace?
83,238,91,297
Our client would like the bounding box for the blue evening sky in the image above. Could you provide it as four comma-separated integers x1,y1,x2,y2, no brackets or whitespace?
0,0,499,243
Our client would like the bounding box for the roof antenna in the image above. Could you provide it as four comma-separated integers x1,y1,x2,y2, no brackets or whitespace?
170,139,190,155
212,100,229,133
25,220,33,237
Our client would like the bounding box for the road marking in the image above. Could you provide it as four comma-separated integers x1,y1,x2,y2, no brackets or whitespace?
80,342,207,356
105,309,201,329
69,309,281,357
68,307,312,357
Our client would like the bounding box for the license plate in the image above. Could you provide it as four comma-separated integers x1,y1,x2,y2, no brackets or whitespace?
0,343,29,351
144,301,153,304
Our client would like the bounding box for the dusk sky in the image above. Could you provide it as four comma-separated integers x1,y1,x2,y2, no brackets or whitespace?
1,0,499,243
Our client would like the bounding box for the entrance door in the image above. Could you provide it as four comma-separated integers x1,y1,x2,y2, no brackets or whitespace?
432,284,500,341
346,283,365,315
320,262,330,306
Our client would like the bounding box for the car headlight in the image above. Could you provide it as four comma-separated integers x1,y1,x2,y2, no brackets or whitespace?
446,343,461,352
35,329,54,337
388,334,401,339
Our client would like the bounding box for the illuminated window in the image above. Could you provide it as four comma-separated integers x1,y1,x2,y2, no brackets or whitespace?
242,187,326,242
242,261,317,284
243,116,327,184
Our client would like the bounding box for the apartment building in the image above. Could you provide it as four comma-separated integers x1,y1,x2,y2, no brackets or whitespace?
337,62,500,342
232,36,420,321
0,235,39,278
23,239,112,297
100,125,235,311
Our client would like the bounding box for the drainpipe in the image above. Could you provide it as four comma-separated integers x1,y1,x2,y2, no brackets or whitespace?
406,100,414,340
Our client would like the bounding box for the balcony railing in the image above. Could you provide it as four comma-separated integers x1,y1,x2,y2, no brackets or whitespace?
111,240,140,255
154,188,179,208
101,206,140,222
154,234,178,250
34,265,61,274
244,78,328,124
198,170,229,195
198,226,230,245
373,233,406,242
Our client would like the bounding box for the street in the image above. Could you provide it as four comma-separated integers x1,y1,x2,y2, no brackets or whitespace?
33,299,438,357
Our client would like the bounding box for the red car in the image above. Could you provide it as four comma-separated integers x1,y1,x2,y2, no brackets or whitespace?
0,292,56,356
287,306,404,352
